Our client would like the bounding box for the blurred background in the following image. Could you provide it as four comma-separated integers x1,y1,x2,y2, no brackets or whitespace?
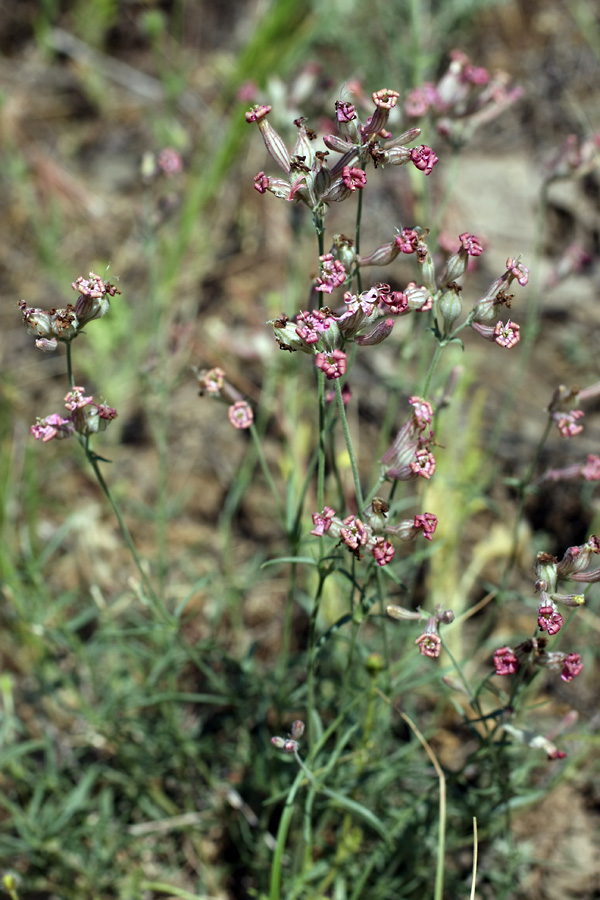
0,1,599,897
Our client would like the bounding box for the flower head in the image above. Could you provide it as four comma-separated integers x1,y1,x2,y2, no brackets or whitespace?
416,617,442,658
228,401,254,430
315,348,347,380
537,600,563,635
493,646,519,676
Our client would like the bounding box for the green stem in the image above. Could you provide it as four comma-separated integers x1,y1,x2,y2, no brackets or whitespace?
269,767,306,900
317,369,326,511
249,421,286,525
65,340,75,389
420,339,446,400
335,377,363,511
84,445,169,622
354,182,364,294
501,415,553,592
140,882,210,900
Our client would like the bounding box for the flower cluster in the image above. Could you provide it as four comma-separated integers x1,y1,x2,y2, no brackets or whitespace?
19,273,120,352
269,276,442,380
405,49,523,146
493,535,599,684
194,367,254,430
311,498,437,568
31,387,118,443
271,719,305,755
542,132,600,183
547,381,600,439
540,454,600,484
246,89,438,214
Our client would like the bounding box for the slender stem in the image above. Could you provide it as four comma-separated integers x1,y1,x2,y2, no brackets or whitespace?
354,182,364,294
421,339,446,400
65,341,75,389
501,415,553,591
269,768,305,900
84,446,168,621
249,422,286,525
377,691,446,900
335,377,363,511
317,369,326,511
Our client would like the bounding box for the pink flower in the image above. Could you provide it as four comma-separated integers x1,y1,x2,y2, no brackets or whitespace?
553,409,584,438
311,507,336,536
395,228,420,254
582,455,600,480
404,83,440,117
340,515,369,551
413,512,438,540
372,537,395,567
459,232,483,256
342,166,367,191
416,618,441,658
245,104,272,124
493,319,521,348
561,653,583,682
64,387,93,411
315,254,347,293
197,367,225,396
540,453,600,483
372,88,400,110
30,413,74,442
410,145,439,175
295,308,335,344
254,171,269,193
335,100,356,124
493,646,519,675
228,401,254,430
315,349,347,380
410,448,436,479
157,147,183,175
537,603,563,635
505,258,529,286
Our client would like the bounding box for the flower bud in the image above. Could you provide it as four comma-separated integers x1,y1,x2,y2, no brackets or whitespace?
355,317,394,346
386,605,425,621
290,720,305,740
439,285,462,332
332,234,357,272
268,315,315,354
405,282,433,312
